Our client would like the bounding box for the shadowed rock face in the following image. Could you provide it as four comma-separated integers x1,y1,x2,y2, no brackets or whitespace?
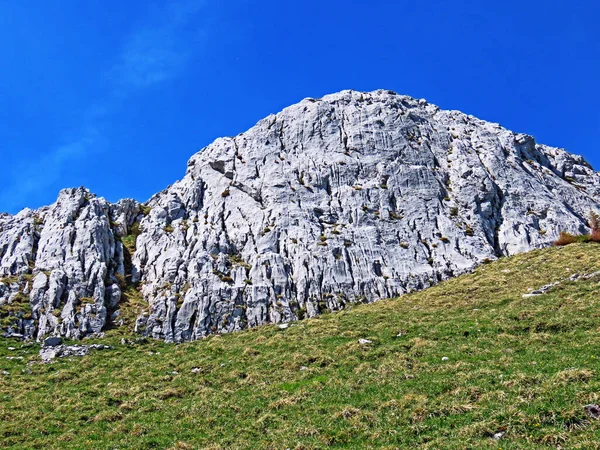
1,90,599,341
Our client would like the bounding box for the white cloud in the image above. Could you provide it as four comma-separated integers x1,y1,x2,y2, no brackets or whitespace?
112,0,207,90
0,129,98,213
0,1,210,213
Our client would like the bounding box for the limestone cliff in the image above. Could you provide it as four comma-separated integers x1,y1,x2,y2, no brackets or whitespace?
1,90,598,341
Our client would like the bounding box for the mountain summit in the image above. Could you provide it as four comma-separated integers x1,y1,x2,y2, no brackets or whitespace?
1,90,599,341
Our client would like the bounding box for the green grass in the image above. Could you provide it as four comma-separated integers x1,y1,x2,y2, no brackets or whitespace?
0,292,32,328
2,244,600,449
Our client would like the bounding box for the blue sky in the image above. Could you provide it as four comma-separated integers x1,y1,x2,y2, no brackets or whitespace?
1,0,598,214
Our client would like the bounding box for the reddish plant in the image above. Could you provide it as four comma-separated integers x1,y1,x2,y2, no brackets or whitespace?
553,232,578,247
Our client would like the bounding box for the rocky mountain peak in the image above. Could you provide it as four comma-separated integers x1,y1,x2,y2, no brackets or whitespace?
1,90,599,341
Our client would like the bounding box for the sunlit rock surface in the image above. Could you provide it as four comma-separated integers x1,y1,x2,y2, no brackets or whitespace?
1,90,598,341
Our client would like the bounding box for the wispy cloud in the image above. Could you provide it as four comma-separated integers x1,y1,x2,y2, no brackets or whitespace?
112,0,207,90
1,1,209,214
0,129,99,213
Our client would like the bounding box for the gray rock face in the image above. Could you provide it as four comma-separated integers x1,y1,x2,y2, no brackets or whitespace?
0,188,146,340
1,90,599,341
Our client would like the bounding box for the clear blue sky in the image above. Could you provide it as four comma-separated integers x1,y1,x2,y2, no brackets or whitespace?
1,1,598,214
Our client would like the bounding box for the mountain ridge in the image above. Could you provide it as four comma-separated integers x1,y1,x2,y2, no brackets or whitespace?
1,89,599,341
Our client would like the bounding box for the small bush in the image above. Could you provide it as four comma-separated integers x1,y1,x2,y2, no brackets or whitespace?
552,213,600,246
114,273,127,289
228,254,251,270
33,215,44,226
554,232,591,246
553,232,578,246
121,234,137,254
297,307,307,320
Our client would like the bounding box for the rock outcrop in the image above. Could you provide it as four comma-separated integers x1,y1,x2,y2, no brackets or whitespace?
0,189,145,340
39,343,112,362
1,90,599,341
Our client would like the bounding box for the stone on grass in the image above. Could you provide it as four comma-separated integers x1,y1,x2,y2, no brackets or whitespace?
39,344,112,362
585,404,600,419
43,337,62,347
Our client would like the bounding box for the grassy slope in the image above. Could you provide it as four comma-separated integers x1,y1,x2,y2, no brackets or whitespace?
1,244,600,449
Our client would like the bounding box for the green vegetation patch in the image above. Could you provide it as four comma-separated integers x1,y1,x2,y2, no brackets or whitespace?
0,292,32,328
1,244,600,449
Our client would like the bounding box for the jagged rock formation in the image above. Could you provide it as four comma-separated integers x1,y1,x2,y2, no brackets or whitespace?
1,90,599,341
0,190,142,340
